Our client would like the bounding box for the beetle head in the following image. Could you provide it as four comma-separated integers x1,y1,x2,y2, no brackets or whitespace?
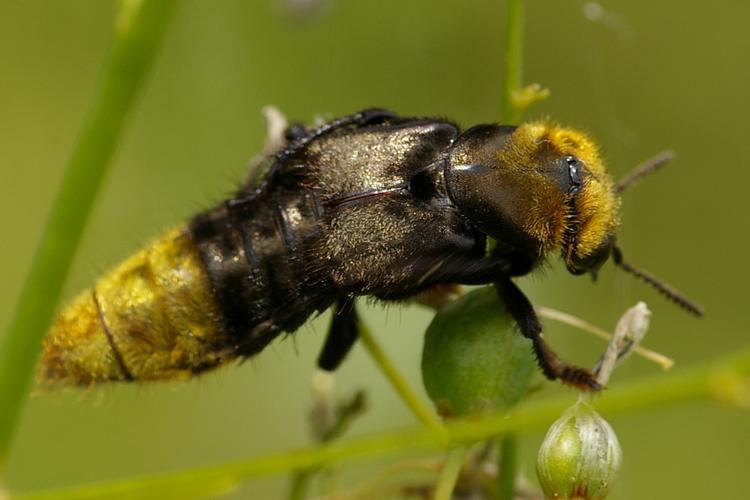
445,122,619,276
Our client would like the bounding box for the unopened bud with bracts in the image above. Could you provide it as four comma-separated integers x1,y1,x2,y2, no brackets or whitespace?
536,401,622,499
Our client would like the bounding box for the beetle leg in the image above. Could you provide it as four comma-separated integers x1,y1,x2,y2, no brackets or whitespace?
494,276,600,391
415,255,514,285
420,255,600,390
317,297,360,371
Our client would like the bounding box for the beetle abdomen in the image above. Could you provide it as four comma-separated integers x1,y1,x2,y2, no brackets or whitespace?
41,226,230,387
41,183,334,387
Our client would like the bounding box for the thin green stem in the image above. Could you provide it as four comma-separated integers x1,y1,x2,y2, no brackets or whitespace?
288,470,314,500
496,435,517,500
0,0,179,473
492,25,548,500
433,445,469,500
13,345,750,500
501,0,525,124
490,0,525,256
492,9,544,499
358,321,448,441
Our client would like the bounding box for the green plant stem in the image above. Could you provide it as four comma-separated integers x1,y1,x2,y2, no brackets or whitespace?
13,345,750,500
489,0,525,256
492,10,533,499
501,0,525,124
433,445,468,500
0,0,179,473
358,321,448,441
496,435,517,500
288,470,314,500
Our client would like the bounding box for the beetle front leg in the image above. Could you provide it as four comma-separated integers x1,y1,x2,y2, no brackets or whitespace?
317,298,360,371
494,276,600,390
425,255,600,390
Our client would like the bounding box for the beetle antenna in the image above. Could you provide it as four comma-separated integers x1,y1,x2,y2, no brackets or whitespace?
615,150,675,193
612,244,704,317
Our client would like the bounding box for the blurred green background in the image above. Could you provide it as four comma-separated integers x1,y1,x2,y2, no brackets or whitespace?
1,0,748,498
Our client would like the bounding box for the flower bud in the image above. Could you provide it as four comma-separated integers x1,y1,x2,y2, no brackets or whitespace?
536,401,622,499
421,287,535,417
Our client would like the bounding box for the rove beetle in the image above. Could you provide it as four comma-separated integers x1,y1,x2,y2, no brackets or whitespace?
42,109,702,390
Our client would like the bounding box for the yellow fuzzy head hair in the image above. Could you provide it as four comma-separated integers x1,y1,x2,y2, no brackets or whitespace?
510,122,620,274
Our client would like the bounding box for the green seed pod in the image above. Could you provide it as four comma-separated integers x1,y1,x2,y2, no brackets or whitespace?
536,401,622,499
421,286,535,418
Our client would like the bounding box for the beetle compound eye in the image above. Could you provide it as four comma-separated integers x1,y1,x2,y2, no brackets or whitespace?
566,155,582,193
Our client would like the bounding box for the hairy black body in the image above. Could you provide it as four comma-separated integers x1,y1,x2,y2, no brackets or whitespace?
188,110,602,388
